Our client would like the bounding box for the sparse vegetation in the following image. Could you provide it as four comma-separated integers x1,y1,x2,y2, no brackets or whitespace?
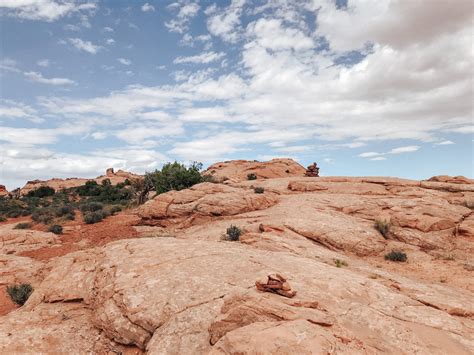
26,186,55,198
384,250,407,262
374,219,390,238
14,222,32,229
254,187,265,194
83,211,105,224
146,161,205,195
224,225,242,241
334,259,348,268
0,215,6,222
7,283,34,306
247,173,257,180
80,201,103,213
48,224,63,234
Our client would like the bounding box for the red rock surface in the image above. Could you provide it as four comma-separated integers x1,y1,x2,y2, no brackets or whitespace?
0,185,8,197
204,158,306,182
1,165,473,354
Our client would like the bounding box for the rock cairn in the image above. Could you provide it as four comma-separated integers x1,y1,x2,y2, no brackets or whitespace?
255,273,297,298
305,162,319,177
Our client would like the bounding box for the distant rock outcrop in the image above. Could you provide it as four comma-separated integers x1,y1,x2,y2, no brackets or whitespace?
204,158,306,182
19,168,141,196
0,185,8,197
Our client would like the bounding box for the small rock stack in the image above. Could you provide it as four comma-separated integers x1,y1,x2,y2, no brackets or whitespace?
305,162,319,177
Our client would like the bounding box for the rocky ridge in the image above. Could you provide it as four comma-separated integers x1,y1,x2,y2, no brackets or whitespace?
18,168,140,196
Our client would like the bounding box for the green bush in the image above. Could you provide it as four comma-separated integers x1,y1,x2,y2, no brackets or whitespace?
108,205,122,215
7,283,33,305
83,211,104,224
385,250,407,262
26,186,55,198
14,222,32,229
54,205,75,217
146,162,204,194
224,225,242,241
31,208,54,224
254,187,265,194
334,259,348,268
247,173,257,180
374,219,390,239
48,224,63,234
80,202,103,212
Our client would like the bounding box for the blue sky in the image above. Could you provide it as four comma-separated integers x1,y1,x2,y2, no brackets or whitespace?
0,0,472,189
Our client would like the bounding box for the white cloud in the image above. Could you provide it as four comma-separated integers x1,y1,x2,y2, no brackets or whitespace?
388,145,420,154
0,100,41,123
358,152,382,158
370,156,387,161
435,140,455,146
24,71,75,85
174,51,225,64
0,0,96,22
117,58,132,65
37,59,50,67
206,0,245,42
165,2,200,33
64,24,80,31
103,26,114,32
141,3,155,12
106,38,115,45
247,18,313,51
68,38,102,54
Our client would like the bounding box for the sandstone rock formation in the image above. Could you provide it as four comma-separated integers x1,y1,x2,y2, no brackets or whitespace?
1,169,473,354
0,185,8,197
19,168,141,196
138,182,278,227
0,224,60,255
204,158,306,182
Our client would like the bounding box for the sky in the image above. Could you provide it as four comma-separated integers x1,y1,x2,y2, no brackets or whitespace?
0,0,473,190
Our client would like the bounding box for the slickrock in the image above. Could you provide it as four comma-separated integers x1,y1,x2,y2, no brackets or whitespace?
1,238,473,354
2,169,474,354
204,158,306,182
0,223,60,255
138,182,278,226
19,168,140,196
0,185,8,197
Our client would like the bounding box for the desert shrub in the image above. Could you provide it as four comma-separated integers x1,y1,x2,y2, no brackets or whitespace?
334,259,348,268
7,283,33,305
254,187,265,194
101,178,111,186
26,186,55,198
83,211,104,224
247,173,257,180
54,205,75,217
385,250,407,262
48,224,63,234
224,225,242,241
80,202,103,212
0,215,6,222
31,208,55,224
75,180,101,196
146,162,204,194
107,205,122,215
14,222,32,229
7,210,21,218
374,219,390,238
